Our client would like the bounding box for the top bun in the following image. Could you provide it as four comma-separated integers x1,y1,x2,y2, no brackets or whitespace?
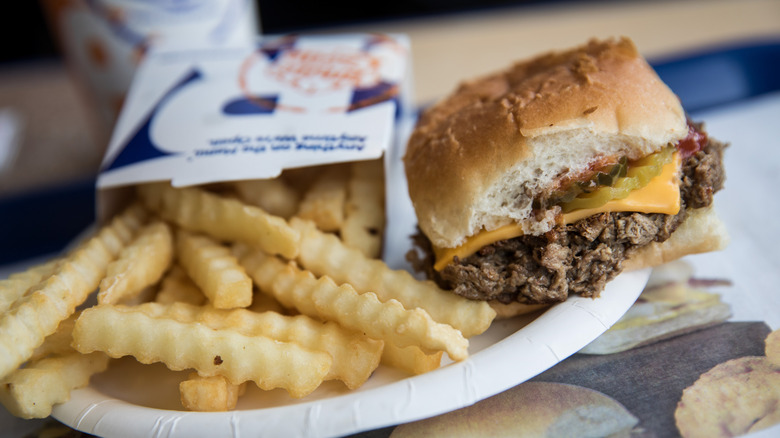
404,37,688,249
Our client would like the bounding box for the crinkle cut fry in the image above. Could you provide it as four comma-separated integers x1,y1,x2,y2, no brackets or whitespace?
381,343,443,375
98,220,174,304
0,351,109,419
247,290,286,314
154,266,207,305
0,258,62,314
137,182,300,259
295,165,348,232
125,302,383,390
239,248,469,361
341,159,386,259
29,313,80,362
290,218,496,337
72,304,332,398
179,373,246,412
0,203,147,380
233,178,300,219
175,229,252,309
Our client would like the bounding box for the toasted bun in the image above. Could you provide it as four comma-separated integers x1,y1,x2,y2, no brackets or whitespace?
404,37,688,249
624,205,729,271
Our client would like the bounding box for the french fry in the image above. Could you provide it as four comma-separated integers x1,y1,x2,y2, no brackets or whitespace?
0,204,147,380
176,230,252,309
114,286,158,306
341,159,385,258
295,165,348,232
766,329,780,368
72,304,331,398
94,203,150,256
290,218,496,337
220,308,383,389
0,258,62,314
0,351,109,419
98,221,173,304
279,165,322,195
179,373,246,412
0,150,514,419
126,302,383,389
240,249,469,361
29,313,79,362
381,343,443,376
137,182,299,259
154,266,207,305
247,290,286,314
233,178,300,219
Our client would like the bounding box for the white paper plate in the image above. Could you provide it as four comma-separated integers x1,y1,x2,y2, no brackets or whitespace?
52,113,651,437
51,267,649,438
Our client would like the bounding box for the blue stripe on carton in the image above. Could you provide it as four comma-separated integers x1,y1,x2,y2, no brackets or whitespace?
349,81,399,112
261,36,297,62
103,69,202,171
222,95,279,115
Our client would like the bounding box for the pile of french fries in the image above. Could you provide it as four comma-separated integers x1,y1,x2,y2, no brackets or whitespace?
0,159,497,418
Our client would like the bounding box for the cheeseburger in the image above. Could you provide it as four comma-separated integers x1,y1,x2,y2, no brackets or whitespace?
404,37,728,315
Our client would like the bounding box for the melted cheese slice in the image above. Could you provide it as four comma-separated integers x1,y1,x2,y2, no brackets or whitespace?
433,152,681,271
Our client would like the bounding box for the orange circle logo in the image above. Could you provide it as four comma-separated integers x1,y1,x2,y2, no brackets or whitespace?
237,34,405,114
266,49,381,95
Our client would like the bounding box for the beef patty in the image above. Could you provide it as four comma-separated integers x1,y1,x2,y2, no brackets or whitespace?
407,137,727,304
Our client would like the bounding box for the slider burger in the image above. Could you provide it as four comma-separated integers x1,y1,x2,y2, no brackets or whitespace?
404,37,728,316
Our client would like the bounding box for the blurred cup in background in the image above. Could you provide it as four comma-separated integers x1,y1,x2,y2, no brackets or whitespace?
41,0,259,152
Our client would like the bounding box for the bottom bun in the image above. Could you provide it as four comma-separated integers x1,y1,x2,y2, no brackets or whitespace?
624,205,729,272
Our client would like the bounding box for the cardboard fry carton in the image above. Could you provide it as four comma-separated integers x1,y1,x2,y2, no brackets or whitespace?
97,33,412,226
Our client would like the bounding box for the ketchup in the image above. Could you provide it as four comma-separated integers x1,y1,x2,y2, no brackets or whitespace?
676,121,708,159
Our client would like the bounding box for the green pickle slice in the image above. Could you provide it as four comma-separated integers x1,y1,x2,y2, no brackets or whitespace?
559,147,675,213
